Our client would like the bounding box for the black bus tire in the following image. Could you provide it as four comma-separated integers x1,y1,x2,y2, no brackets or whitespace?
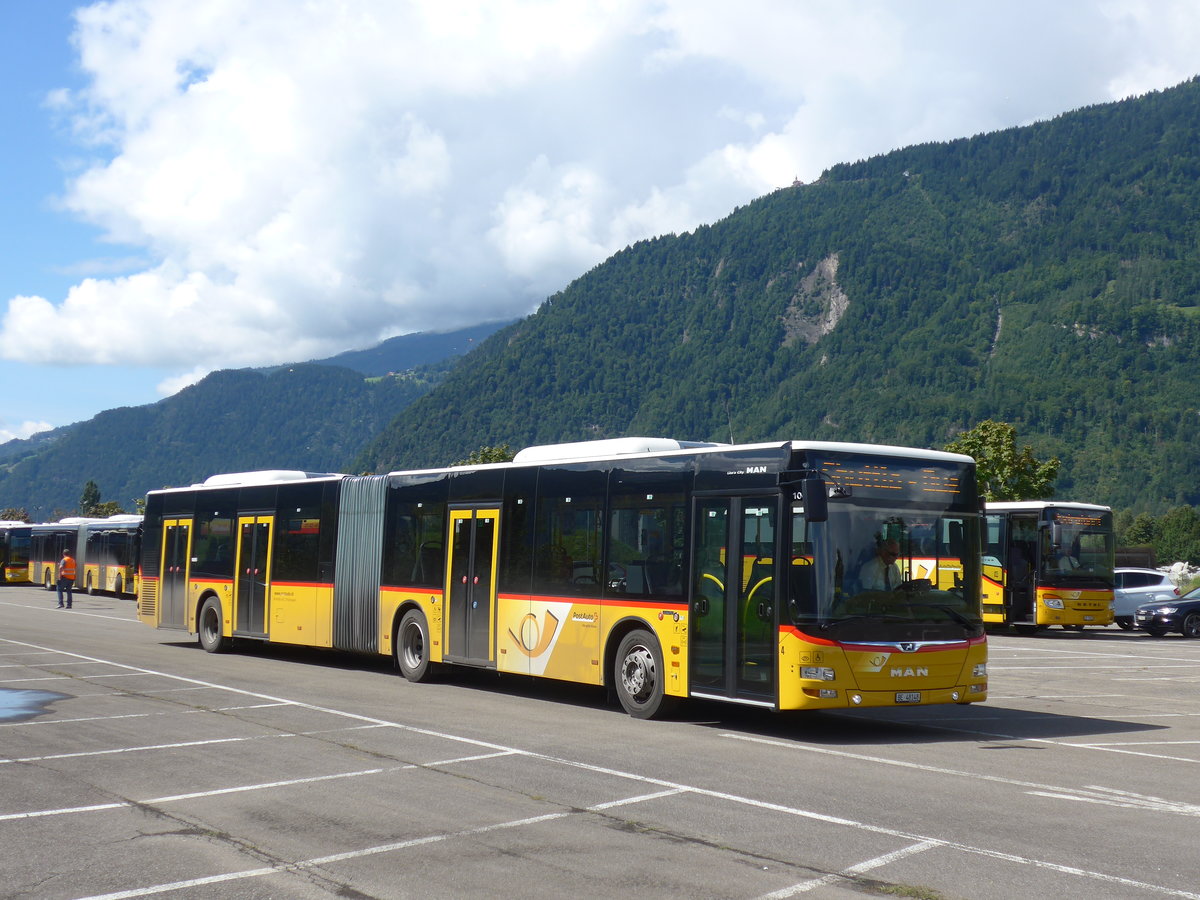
87,575,97,596
198,597,230,653
613,628,677,719
396,609,437,683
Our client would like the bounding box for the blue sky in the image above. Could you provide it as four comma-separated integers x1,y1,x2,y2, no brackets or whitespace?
2,1,1199,444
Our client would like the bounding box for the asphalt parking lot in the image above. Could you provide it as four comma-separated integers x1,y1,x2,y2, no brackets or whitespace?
3,585,1200,900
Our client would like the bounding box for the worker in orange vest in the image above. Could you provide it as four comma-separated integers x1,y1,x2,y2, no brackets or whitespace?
57,548,76,609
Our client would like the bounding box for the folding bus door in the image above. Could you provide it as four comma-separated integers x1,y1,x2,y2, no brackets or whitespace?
160,519,192,629
689,496,778,705
235,515,273,637
445,507,499,665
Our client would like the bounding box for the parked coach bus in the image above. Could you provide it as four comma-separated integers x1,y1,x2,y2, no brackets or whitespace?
1,521,31,584
981,501,1115,631
137,438,988,718
29,516,142,597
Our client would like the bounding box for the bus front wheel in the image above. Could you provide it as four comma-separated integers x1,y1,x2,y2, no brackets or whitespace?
198,597,230,653
396,609,437,683
87,575,97,596
614,629,677,719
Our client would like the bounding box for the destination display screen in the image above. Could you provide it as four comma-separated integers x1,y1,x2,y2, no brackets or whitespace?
806,452,976,509
1049,511,1109,529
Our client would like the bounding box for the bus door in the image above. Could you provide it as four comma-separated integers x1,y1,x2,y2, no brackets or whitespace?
160,519,192,627
235,515,272,637
689,495,777,704
445,507,499,665
1005,515,1037,623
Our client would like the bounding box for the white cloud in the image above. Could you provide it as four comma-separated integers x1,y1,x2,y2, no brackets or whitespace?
0,421,56,443
157,365,211,398
2,0,1199,381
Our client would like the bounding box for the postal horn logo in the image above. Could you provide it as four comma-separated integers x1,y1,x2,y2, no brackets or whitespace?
509,609,560,658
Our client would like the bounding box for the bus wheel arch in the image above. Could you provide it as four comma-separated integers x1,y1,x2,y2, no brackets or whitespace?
197,594,231,653
609,623,677,719
395,607,438,683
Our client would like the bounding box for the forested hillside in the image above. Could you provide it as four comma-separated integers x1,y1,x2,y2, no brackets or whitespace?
359,77,1200,512
0,364,435,516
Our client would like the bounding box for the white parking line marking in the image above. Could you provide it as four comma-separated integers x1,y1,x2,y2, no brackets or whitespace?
2,751,520,820
1025,786,1200,816
726,733,1200,810
758,840,940,898
5,636,1200,898
75,812,572,900
588,788,688,810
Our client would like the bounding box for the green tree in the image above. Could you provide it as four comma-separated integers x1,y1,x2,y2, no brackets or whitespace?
0,507,31,523
945,420,1059,501
451,444,516,466
1154,506,1200,564
90,500,127,517
79,481,102,516
1122,512,1158,546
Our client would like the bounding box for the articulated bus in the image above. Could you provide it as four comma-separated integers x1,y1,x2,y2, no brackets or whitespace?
137,438,987,718
29,516,143,597
982,501,1115,631
1,522,31,584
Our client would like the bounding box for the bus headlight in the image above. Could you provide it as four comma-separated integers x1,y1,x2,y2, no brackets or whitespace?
973,663,987,677
1043,597,1065,609
801,666,836,681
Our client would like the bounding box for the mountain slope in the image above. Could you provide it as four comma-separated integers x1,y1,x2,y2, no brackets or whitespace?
0,364,433,516
358,77,1200,512
275,320,513,376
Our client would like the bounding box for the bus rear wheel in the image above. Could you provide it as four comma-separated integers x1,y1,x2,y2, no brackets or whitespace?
613,629,677,719
396,609,437,683
198,597,230,653
87,575,97,596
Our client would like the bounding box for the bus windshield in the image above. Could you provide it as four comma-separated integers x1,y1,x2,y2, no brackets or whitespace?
788,502,983,642
1038,508,1114,587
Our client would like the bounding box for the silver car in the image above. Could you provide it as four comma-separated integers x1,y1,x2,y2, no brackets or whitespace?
1114,567,1179,630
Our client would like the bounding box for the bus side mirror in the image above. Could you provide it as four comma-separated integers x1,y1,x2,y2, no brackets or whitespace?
802,479,828,523
1049,522,1062,548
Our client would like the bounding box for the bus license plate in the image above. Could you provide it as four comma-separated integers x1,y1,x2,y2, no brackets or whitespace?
1083,615,1094,622
895,692,921,703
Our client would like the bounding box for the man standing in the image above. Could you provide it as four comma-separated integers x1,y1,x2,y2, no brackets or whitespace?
57,548,76,609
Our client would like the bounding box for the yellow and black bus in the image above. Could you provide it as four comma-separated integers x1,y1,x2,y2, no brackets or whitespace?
982,501,1115,631
138,438,987,718
29,516,142,597
0,521,31,584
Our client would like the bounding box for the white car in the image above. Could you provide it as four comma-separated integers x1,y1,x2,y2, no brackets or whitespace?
1114,567,1179,630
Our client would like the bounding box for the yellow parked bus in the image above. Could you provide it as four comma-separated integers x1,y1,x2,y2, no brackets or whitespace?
137,438,987,718
982,501,1115,631
0,522,31,584
29,516,142,597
